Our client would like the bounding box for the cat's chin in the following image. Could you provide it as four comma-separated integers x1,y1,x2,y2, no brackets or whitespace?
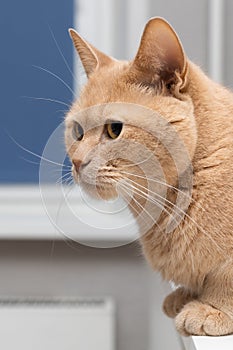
79,181,119,201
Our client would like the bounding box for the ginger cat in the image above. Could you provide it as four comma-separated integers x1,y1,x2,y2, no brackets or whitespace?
65,18,233,336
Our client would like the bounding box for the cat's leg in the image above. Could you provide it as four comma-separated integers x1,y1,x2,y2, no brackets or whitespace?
163,287,197,318
175,261,233,336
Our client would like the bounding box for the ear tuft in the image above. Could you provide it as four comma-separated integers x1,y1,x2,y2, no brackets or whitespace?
69,28,114,77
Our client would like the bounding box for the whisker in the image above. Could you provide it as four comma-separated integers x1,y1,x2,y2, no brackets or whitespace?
56,171,72,185
120,169,187,196
127,176,200,224
127,179,190,245
119,178,181,227
63,175,74,186
121,176,224,253
117,179,159,218
119,169,203,211
7,132,72,169
63,177,74,187
117,181,166,238
32,65,75,96
22,96,71,108
56,169,72,176
117,180,194,266
20,157,41,166
118,176,224,259
48,25,77,84
117,182,158,225
127,177,185,220
124,172,212,242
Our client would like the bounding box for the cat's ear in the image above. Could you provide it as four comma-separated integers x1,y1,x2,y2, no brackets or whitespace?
131,18,187,90
69,29,113,77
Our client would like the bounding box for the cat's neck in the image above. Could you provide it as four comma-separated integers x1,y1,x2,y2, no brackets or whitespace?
187,61,232,111
186,62,233,162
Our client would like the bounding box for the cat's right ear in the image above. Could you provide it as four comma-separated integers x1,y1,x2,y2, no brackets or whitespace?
69,29,113,77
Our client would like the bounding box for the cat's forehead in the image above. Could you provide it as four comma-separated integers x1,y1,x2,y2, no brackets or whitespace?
68,102,156,130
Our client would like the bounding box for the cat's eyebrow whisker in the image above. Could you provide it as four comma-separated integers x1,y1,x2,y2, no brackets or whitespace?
7,133,72,169
22,96,71,108
32,65,75,97
48,25,78,85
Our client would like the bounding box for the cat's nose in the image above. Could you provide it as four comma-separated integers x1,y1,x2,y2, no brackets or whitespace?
72,159,82,172
72,159,91,172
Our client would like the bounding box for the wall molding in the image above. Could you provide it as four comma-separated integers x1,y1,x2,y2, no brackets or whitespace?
0,185,138,245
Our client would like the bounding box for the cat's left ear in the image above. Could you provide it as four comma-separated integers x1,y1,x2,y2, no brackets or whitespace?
131,17,188,90
69,29,114,77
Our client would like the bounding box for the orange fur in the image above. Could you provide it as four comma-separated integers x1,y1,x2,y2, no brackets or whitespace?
66,18,233,336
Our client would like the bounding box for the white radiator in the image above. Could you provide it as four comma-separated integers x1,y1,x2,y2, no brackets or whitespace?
0,298,115,350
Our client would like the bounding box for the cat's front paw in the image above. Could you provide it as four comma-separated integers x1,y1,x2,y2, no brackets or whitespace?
175,300,233,336
163,287,195,318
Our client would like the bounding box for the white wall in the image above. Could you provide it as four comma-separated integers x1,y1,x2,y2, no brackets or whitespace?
75,0,231,86
0,241,181,350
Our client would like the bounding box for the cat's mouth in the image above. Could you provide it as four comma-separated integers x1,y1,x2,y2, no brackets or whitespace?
72,165,121,200
81,178,119,201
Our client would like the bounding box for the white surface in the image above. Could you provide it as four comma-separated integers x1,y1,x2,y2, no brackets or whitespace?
74,0,115,91
182,334,233,350
0,185,138,244
0,298,114,350
208,0,224,83
126,0,150,59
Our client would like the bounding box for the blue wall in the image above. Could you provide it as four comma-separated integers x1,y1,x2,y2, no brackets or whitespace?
0,1,74,182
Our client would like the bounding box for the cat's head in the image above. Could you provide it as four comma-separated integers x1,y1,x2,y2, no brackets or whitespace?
65,18,197,204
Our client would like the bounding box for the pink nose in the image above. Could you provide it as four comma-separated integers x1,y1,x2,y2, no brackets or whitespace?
72,159,82,172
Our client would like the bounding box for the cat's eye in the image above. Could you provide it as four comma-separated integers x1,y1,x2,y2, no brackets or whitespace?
106,122,123,139
72,121,84,141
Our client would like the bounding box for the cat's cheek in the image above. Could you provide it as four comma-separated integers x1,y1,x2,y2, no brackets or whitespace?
66,143,77,159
